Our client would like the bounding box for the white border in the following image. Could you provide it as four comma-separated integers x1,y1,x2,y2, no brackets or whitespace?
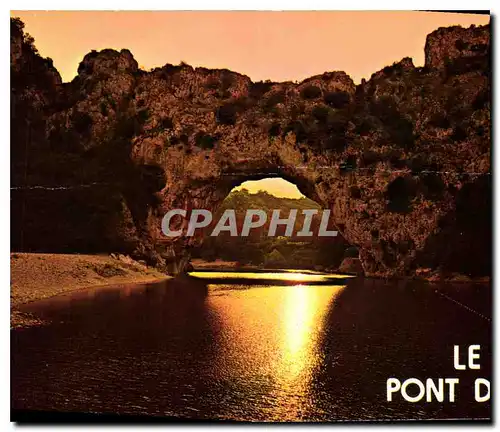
2,4,497,432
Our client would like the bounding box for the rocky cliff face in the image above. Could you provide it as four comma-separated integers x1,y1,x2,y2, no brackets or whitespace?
424,24,490,69
11,18,491,277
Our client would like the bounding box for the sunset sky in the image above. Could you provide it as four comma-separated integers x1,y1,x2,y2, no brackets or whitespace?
234,178,305,199
10,11,489,199
11,11,489,84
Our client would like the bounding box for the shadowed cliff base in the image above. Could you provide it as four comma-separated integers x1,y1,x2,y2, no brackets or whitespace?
10,17,491,278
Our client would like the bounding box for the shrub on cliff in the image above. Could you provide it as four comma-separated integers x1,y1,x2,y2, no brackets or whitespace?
220,71,234,90
11,17,60,90
283,120,308,143
420,173,445,200
407,155,430,175
268,122,281,138
11,17,37,54
324,91,350,109
428,111,451,129
340,155,357,171
300,85,322,100
325,111,350,135
216,103,238,125
360,150,381,167
450,125,467,142
114,109,149,139
72,111,93,135
382,62,405,76
263,91,286,113
249,80,275,99
369,96,414,149
216,97,255,125
311,105,331,123
195,132,219,149
472,89,490,110
354,116,377,136
349,186,362,199
385,176,417,213
203,71,234,98
321,136,348,152
455,39,469,51
344,246,359,258
204,77,219,91
137,164,166,194
100,102,108,117
444,54,489,77
159,117,173,130
386,150,406,169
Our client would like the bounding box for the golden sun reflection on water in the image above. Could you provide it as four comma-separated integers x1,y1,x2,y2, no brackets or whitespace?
282,285,320,379
205,280,346,421
275,284,345,419
189,271,353,282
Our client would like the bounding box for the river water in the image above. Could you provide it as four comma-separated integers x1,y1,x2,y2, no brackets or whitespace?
11,272,491,422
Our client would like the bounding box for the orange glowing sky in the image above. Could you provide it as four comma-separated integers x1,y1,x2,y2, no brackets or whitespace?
234,178,305,199
11,11,489,84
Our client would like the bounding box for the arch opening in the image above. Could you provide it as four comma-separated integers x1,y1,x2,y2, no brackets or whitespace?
189,177,352,272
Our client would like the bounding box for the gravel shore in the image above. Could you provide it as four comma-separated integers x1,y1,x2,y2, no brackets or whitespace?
11,253,170,328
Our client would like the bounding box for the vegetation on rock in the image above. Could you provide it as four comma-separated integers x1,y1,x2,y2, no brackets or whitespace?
10,18,491,277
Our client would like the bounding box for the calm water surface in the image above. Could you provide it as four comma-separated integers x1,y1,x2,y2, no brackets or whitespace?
11,272,491,421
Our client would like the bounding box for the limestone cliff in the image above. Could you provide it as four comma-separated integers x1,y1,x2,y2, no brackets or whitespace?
10,18,491,277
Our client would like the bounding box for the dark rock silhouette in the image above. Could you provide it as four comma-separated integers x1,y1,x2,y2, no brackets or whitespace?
10,17,491,277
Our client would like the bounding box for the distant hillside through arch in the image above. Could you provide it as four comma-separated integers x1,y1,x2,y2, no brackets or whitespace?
191,177,353,271
233,177,305,199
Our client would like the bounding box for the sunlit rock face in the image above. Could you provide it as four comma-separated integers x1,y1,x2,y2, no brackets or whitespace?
424,24,490,70
11,19,491,277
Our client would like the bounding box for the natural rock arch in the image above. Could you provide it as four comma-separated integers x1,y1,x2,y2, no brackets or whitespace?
10,18,491,277
156,167,328,274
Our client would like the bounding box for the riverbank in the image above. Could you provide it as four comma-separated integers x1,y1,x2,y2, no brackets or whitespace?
11,253,170,328
191,258,258,270
190,259,490,284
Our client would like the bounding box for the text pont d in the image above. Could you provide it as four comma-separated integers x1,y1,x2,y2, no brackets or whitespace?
386,345,490,403
161,209,338,237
